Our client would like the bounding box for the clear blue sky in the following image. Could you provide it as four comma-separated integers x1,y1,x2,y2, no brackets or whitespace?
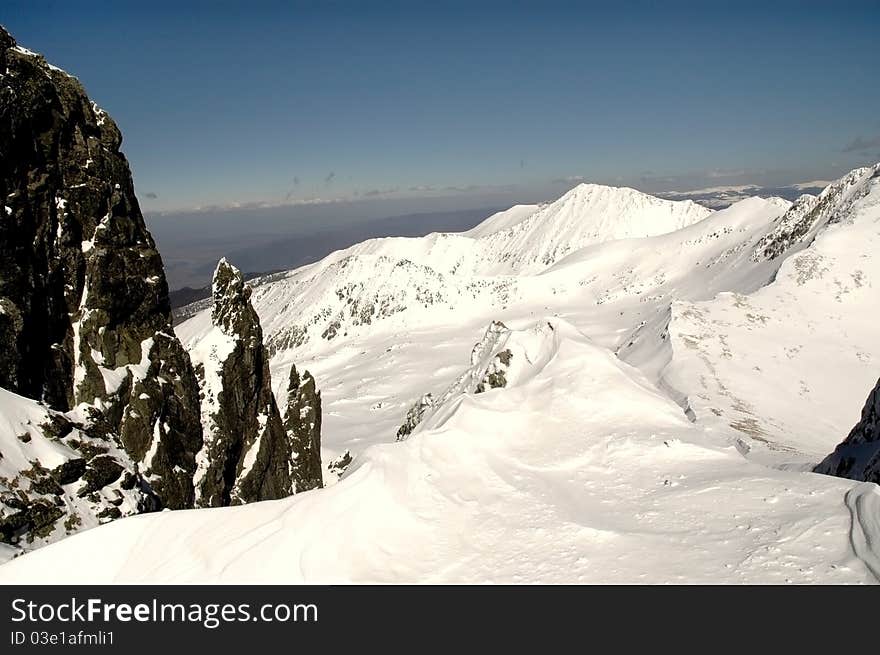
3,0,879,213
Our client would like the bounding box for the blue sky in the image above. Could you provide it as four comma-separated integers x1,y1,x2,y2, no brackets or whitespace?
3,0,880,213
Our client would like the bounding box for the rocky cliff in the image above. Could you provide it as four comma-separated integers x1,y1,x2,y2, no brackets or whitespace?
0,26,205,552
815,378,880,484
191,259,322,505
284,366,323,493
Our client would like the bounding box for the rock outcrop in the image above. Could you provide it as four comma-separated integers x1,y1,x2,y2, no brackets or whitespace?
396,393,435,441
192,259,322,505
0,26,203,552
396,320,516,441
815,378,880,484
0,387,158,555
753,165,879,262
284,366,323,493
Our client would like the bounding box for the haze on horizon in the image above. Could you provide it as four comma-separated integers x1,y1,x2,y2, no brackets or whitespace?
3,0,879,287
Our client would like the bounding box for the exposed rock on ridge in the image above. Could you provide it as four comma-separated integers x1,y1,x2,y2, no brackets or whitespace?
396,320,517,441
753,164,880,262
815,378,880,484
284,365,323,493
191,259,322,506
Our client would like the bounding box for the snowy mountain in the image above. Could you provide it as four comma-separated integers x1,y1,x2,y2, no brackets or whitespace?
4,158,879,582
662,164,880,464
175,184,710,361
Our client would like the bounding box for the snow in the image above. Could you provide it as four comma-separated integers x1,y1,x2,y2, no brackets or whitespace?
12,45,39,57
236,412,268,490
0,388,79,475
461,204,540,238
2,170,879,583
11,45,72,77
845,483,880,580
0,388,147,561
142,419,163,471
96,337,154,397
91,102,106,127
0,317,873,583
190,325,238,501
663,165,880,465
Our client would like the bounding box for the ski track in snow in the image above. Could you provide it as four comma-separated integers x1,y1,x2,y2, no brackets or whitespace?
845,484,880,582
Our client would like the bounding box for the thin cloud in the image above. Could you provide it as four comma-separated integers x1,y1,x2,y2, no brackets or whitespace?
155,196,351,215
842,135,880,153
552,175,589,184
362,187,400,197
706,168,750,179
442,183,517,193
639,173,680,185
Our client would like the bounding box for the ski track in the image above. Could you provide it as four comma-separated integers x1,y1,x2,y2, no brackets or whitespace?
844,483,880,582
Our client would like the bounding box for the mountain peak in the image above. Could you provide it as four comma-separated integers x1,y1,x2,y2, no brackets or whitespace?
211,258,255,337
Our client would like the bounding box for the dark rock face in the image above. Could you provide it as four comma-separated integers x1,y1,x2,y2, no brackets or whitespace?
474,349,512,393
0,28,327,552
193,260,293,506
327,451,352,478
396,393,435,441
0,27,203,551
284,365,323,492
815,379,880,484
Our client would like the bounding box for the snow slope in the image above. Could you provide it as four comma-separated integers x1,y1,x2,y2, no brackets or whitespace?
173,184,709,361
663,164,880,465
0,319,871,583
461,203,540,238
0,389,147,558
3,171,879,582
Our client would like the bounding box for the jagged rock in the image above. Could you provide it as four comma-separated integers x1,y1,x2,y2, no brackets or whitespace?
0,26,202,552
0,388,159,553
753,165,880,262
396,394,435,441
51,459,86,485
284,365,323,493
78,456,124,496
475,349,512,393
815,378,880,483
191,259,291,506
328,451,353,478
396,321,514,441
